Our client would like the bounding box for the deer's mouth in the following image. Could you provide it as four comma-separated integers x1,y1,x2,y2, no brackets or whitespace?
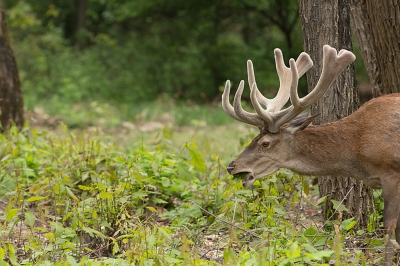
233,172,255,188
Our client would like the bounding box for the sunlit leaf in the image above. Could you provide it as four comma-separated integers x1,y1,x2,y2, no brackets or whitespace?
286,241,300,258
78,185,92,191
6,209,18,222
26,196,47,202
146,206,157,213
112,242,119,255
99,191,112,199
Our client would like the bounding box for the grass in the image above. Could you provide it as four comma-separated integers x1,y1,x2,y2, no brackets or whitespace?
0,100,395,265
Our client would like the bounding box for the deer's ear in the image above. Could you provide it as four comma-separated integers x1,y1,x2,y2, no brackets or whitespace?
281,112,320,134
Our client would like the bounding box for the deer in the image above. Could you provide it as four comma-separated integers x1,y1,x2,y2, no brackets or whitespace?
222,45,400,264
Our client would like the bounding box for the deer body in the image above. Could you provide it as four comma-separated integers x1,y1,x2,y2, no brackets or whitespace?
222,46,400,262
289,93,400,188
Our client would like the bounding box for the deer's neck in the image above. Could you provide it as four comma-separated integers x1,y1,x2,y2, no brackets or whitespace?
286,121,359,177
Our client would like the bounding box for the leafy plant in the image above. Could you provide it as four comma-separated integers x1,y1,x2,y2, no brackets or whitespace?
0,123,391,265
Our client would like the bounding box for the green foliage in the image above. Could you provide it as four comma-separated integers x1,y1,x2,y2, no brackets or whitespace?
0,124,389,265
6,0,306,108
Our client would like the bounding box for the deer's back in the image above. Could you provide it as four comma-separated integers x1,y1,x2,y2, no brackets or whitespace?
352,93,400,172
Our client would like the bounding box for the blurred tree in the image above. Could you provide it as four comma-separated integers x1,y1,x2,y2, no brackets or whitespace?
350,0,400,97
76,0,88,48
0,0,24,131
298,0,374,227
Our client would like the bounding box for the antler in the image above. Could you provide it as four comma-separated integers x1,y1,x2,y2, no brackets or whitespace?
222,45,356,133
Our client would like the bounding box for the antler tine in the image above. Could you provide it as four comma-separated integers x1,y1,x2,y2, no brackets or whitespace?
252,45,355,133
290,45,356,110
248,51,313,132
262,45,356,131
247,51,313,113
221,80,264,127
233,80,265,127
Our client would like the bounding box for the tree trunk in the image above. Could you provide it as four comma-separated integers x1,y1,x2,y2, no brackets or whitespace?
298,0,374,228
0,1,24,131
76,0,88,48
351,0,400,97
349,0,379,98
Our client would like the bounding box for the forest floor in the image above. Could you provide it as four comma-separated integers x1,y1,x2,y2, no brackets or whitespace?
4,106,394,264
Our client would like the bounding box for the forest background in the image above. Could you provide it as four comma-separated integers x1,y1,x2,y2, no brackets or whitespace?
4,0,370,126
1,0,386,265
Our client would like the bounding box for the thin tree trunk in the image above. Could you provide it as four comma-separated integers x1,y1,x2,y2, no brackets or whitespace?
0,1,24,131
351,0,400,97
298,0,374,228
76,0,88,48
349,0,379,98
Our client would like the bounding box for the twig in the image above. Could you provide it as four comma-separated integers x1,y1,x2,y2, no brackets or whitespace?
310,185,354,244
189,200,262,239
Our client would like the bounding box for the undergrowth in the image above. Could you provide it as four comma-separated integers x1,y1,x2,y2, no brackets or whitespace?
0,125,393,265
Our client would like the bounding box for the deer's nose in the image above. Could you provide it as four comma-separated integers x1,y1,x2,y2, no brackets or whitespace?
227,162,235,174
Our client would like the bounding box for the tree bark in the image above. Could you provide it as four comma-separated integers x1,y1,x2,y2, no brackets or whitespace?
298,0,374,228
351,0,400,97
0,1,24,131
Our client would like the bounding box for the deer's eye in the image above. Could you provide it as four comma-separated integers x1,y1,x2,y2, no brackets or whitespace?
262,142,270,148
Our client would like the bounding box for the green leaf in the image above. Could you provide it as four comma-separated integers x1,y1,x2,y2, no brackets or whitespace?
146,234,156,248
112,242,119,255
304,227,318,238
99,191,112,199
331,199,349,212
151,198,168,204
66,186,79,201
0,258,7,266
25,211,36,228
8,243,16,265
81,227,107,239
341,218,357,231
186,142,206,173
302,177,309,195
146,206,157,213
317,196,327,206
66,255,78,266
165,257,181,264
6,209,18,222
286,241,300,259
26,196,48,202
78,185,92,191
305,250,334,260
161,176,170,187
131,191,148,199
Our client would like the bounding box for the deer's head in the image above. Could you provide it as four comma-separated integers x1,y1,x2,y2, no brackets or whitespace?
222,45,356,187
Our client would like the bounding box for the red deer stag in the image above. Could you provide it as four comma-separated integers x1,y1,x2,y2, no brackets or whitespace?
222,45,400,262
